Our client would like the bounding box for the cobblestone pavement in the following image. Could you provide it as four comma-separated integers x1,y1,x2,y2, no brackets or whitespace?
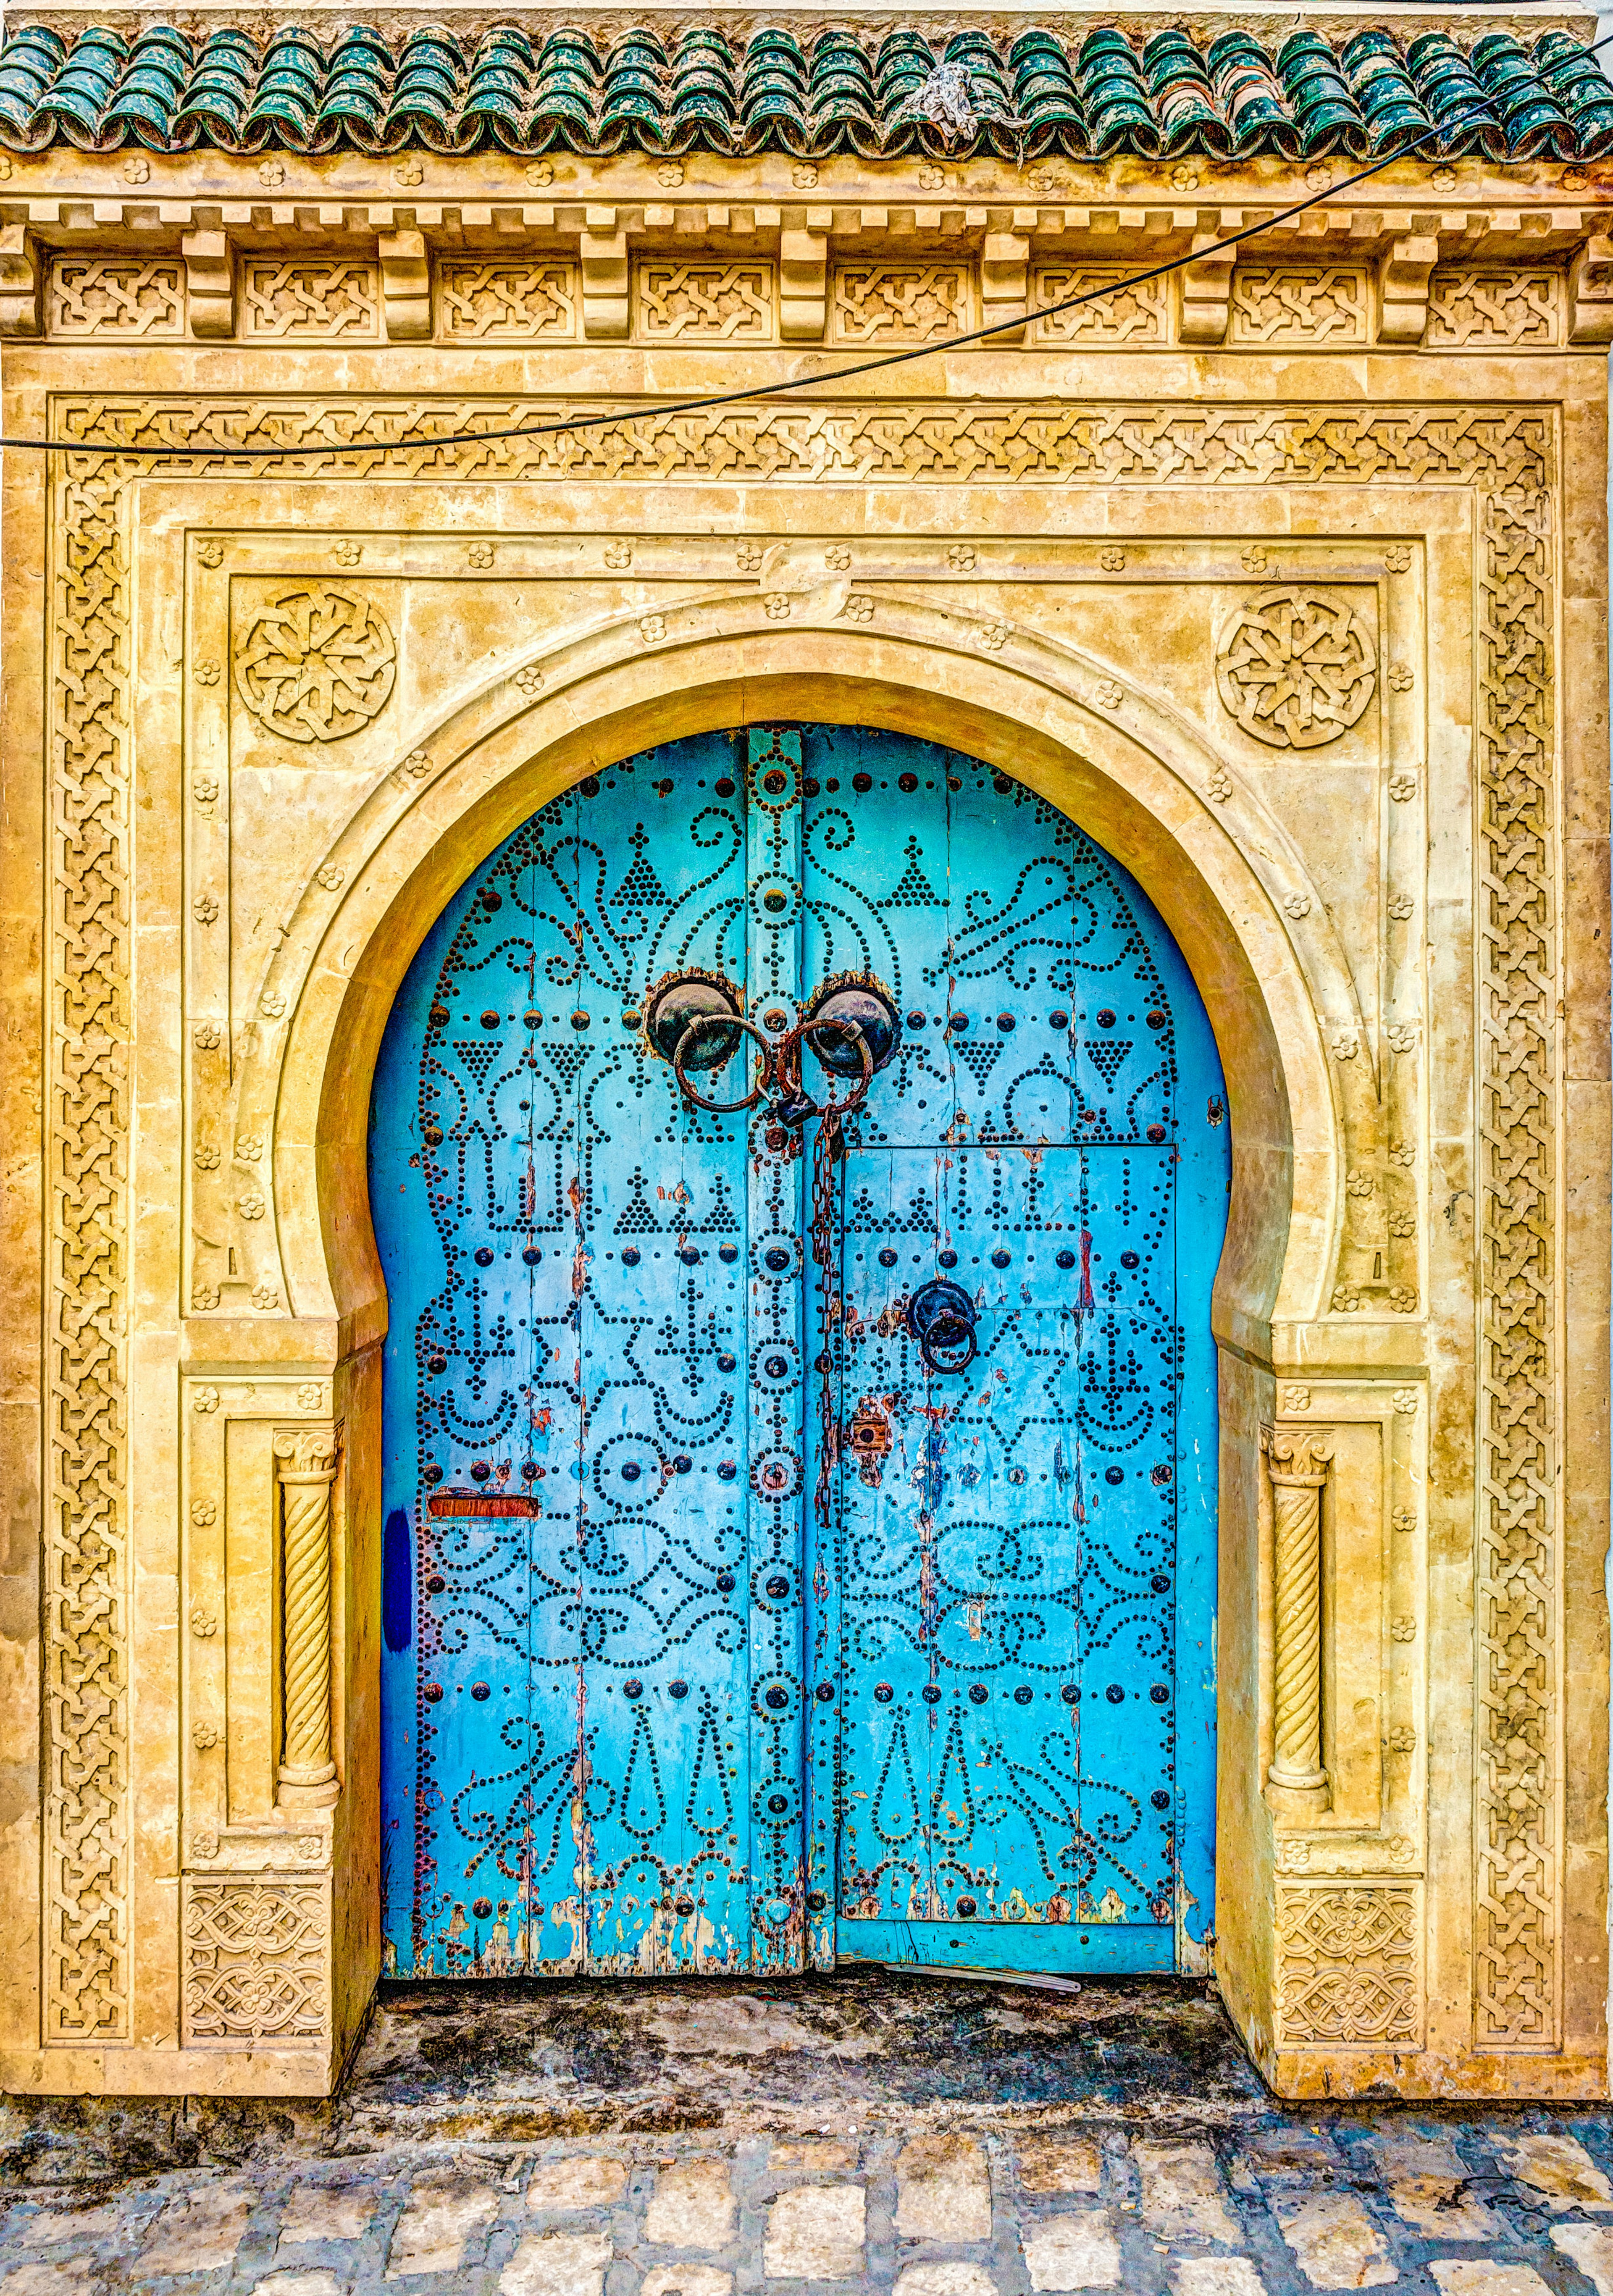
5,1974,1613,2295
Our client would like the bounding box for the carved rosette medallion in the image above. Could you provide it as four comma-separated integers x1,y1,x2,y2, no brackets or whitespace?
234,586,396,744
1216,587,1378,749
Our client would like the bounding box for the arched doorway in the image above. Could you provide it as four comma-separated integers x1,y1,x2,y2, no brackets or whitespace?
370,724,1229,1979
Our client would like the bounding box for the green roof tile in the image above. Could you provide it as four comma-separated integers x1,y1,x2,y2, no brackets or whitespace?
0,18,1604,163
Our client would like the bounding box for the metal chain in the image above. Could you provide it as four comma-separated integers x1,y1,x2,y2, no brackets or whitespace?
811,1107,842,1530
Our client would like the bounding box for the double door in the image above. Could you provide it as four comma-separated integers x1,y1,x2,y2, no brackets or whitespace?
373,725,1226,1976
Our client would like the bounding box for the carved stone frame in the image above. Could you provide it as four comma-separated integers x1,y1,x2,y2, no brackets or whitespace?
1,369,1604,2099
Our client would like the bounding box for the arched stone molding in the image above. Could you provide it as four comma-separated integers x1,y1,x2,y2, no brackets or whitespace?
194,600,1374,2090
240,597,1352,1362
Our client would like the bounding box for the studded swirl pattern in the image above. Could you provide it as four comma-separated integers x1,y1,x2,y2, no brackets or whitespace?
372,725,1228,1978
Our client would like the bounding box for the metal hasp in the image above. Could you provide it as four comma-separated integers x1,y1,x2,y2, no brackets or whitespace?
370,725,1229,1979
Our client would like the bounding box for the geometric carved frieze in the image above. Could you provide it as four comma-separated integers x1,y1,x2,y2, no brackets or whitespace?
182,1877,329,2044
47,398,1556,494
1426,269,1563,350
1475,481,1560,2051
1215,587,1379,750
436,260,577,343
46,255,185,339
1228,265,1370,347
1029,265,1168,345
234,586,397,744
1275,1883,1423,2048
828,262,970,344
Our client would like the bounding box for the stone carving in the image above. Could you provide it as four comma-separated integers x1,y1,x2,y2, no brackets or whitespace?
275,1426,341,1807
234,587,397,744
1264,1427,1335,1802
242,261,380,341
45,463,130,2043
183,1879,328,2042
47,258,184,339
637,261,773,339
42,394,1562,2071
436,261,576,342
1030,267,1167,345
830,265,968,344
1427,270,1561,349
1216,588,1378,749
1276,1885,1421,2046
1476,482,1558,2049
51,399,1553,499
1229,266,1369,346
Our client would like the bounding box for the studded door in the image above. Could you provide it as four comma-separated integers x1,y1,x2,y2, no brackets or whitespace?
373,726,1226,1978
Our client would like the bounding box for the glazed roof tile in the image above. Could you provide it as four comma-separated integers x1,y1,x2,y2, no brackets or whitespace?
0,18,1609,160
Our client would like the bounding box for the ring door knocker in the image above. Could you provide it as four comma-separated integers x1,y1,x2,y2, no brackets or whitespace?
906,1278,979,1375
646,968,899,1136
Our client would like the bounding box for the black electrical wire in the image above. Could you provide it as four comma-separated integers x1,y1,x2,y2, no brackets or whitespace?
4,40,1611,463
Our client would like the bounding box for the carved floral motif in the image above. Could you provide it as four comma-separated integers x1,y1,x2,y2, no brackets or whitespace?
1276,1885,1421,2046
183,1880,328,2042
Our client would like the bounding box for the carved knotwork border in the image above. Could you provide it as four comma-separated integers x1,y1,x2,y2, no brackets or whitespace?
40,394,1558,2054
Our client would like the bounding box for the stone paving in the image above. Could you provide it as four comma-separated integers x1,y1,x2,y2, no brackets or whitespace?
6,1975,1613,2295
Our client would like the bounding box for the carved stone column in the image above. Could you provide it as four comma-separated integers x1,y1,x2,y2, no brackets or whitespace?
274,1426,341,1808
1263,1424,1335,1814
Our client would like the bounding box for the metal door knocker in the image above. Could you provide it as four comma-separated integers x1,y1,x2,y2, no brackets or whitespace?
646,967,898,1133
906,1278,979,1374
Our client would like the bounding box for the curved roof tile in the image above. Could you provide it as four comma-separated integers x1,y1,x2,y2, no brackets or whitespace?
0,18,1605,162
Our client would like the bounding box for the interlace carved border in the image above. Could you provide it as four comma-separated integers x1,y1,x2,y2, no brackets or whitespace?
40,394,1558,2053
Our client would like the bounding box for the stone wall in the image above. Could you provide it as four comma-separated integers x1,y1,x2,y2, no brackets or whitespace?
0,52,1608,2098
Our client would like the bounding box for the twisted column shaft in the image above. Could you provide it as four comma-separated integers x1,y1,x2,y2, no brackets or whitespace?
1263,1424,1334,1801
275,1425,340,1807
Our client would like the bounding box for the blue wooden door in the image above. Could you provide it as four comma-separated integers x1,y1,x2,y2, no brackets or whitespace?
373,727,1226,1978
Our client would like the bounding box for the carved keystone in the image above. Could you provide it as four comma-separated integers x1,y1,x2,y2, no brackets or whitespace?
582,208,628,340
1263,1423,1335,1819
1378,235,1438,344
379,229,431,341
781,210,830,342
1570,234,1613,345
1179,234,1235,344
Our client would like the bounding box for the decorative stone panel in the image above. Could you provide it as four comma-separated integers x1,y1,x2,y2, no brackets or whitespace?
1227,265,1370,347
47,256,184,338
828,263,969,344
636,260,774,339
436,260,576,343
1275,1884,1422,2048
1426,269,1563,349
241,259,380,341
182,1877,330,2044
1030,265,1168,345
